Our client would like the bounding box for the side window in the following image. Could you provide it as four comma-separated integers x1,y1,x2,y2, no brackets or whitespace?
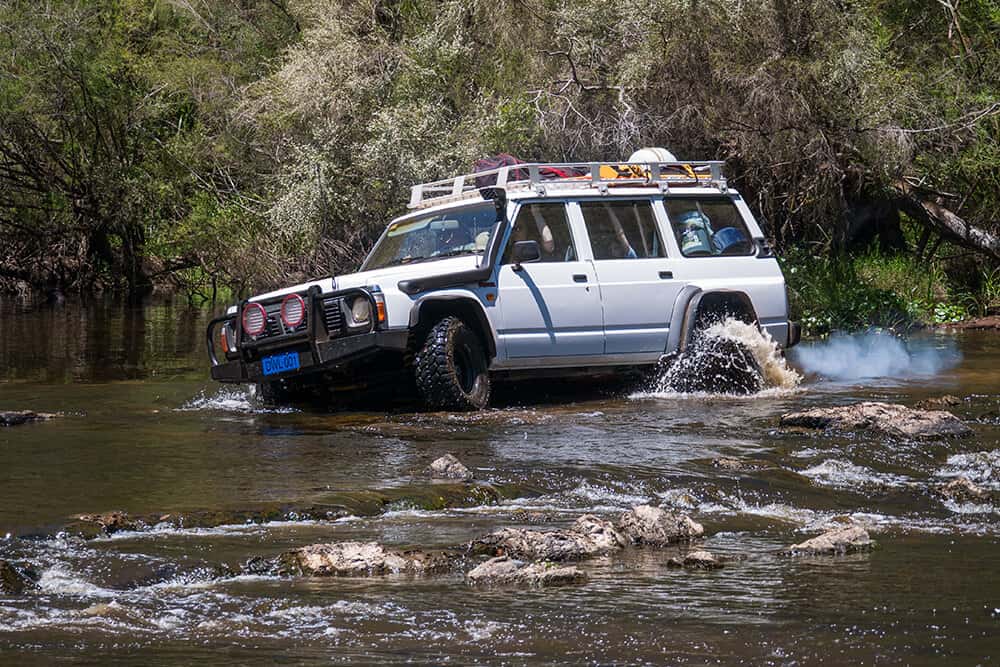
665,198,755,257
580,200,665,260
502,203,577,264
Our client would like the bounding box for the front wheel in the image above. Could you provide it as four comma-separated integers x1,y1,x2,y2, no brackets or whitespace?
414,316,491,411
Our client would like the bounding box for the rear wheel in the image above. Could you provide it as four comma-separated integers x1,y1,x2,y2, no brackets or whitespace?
414,316,491,410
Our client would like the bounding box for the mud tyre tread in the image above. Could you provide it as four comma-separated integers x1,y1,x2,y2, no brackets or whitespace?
414,316,491,411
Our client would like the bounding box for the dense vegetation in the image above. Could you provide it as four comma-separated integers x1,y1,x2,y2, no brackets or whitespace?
1,1,997,332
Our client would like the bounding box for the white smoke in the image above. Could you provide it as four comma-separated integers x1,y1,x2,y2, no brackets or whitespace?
789,330,961,381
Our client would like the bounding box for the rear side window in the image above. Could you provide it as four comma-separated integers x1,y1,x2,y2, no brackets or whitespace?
580,201,665,260
502,203,577,264
665,198,754,257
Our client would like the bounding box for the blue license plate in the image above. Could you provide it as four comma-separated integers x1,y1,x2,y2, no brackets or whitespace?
262,351,300,376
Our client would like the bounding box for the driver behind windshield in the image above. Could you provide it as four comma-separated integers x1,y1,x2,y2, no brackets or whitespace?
437,225,473,255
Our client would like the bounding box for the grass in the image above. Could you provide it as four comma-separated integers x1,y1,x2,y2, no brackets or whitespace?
779,244,996,337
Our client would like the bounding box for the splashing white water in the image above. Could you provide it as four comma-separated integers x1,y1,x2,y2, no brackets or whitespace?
701,319,803,390
789,330,961,381
637,318,801,398
176,387,296,414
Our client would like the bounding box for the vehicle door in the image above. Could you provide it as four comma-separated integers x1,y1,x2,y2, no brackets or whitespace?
574,198,685,355
496,201,604,359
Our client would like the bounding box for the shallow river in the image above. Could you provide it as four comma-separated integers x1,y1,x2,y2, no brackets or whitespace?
1,298,998,665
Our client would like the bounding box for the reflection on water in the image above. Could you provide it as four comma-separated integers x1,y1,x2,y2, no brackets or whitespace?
0,297,999,664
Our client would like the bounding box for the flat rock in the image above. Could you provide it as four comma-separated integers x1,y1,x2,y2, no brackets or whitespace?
279,541,454,577
0,560,38,595
936,477,990,503
0,411,59,427
70,511,140,536
786,526,874,555
618,505,704,546
915,395,962,410
466,556,587,587
428,453,474,481
470,514,625,561
667,549,723,570
780,402,972,439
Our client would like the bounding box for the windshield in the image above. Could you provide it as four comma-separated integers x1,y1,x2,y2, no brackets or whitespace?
363,203,498,271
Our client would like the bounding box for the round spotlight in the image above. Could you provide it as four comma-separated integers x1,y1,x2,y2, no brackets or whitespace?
281,294,306,328
242,302,267,337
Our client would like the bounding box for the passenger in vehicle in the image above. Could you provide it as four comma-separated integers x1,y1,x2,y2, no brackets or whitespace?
604,203,638,259
438,225,472,254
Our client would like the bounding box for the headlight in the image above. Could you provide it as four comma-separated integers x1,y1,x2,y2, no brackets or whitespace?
349,297,371,326
242,302,267,337
280,294,306,328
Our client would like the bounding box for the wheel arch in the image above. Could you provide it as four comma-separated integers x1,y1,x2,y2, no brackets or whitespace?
667,288,760,355
408,293,497,360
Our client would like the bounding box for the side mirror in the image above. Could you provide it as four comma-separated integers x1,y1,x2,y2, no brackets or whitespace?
512,240,542,270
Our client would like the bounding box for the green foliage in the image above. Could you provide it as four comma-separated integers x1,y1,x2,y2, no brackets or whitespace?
0,0,997,310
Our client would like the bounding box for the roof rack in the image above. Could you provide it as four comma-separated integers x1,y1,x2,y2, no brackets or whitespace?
408,160,728,209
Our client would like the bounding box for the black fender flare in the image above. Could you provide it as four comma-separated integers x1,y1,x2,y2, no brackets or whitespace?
408,294,498,360
665,288,759,355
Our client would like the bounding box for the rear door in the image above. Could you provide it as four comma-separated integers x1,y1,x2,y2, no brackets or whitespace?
496,201,604,359
574,198,685,355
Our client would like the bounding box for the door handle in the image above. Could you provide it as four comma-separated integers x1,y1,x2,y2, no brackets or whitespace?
659,271,674,280
573,274,588,283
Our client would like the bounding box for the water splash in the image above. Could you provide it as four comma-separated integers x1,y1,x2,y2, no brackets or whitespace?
789,330,961,381
640,318,801,397
176,387,297,414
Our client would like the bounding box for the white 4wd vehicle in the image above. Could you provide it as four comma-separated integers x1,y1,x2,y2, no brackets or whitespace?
206,150,800,409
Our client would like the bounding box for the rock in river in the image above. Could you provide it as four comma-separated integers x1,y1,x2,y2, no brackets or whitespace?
780,402,972,440
936,477,990,503
786,526,874,556
428,454,474,481
68,511,140,537
0,411,58,427
279,541,455,577
667,550,724,570
471,514,625,561
466,556,587,587
618,505,704,546
0,560,38,595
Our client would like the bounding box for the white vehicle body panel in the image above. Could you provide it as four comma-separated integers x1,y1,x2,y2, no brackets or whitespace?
229,183,793,371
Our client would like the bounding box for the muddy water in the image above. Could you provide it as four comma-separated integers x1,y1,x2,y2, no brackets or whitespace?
1,298,998,665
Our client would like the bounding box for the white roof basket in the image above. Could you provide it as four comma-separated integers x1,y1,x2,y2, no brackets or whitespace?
408,160,728,209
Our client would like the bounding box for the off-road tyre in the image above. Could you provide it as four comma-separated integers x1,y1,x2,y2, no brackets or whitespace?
414,316,491,411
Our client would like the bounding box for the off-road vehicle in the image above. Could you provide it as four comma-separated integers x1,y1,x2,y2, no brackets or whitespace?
206,148,800,409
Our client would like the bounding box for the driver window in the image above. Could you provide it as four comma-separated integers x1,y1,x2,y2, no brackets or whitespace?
502,203,576,264
665,198,754,257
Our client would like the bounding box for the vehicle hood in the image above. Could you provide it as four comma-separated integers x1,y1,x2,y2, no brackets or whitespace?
334,256,481,290
235,255,481,311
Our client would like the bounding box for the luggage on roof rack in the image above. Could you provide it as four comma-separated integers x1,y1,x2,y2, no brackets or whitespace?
410,159,728,209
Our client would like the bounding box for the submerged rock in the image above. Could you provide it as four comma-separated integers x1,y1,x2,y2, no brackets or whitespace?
667,550,723,570
0,560,38,595
936,477,990,503
0,410,58,427
786,526,874,555
618,505,704,546
471,514,625,561
278,541,455,577
466,556,587,587
428,454,474,481
780,402,972,440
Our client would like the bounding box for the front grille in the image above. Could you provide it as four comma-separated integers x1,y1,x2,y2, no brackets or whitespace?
322,297,344,337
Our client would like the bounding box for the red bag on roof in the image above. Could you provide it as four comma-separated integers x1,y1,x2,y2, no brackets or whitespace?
473,154,585,190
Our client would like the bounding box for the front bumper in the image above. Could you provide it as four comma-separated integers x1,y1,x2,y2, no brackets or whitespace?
210,329,409,383
207,286,409,384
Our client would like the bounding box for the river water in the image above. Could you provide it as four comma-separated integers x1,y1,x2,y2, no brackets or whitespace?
0,298,998,664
